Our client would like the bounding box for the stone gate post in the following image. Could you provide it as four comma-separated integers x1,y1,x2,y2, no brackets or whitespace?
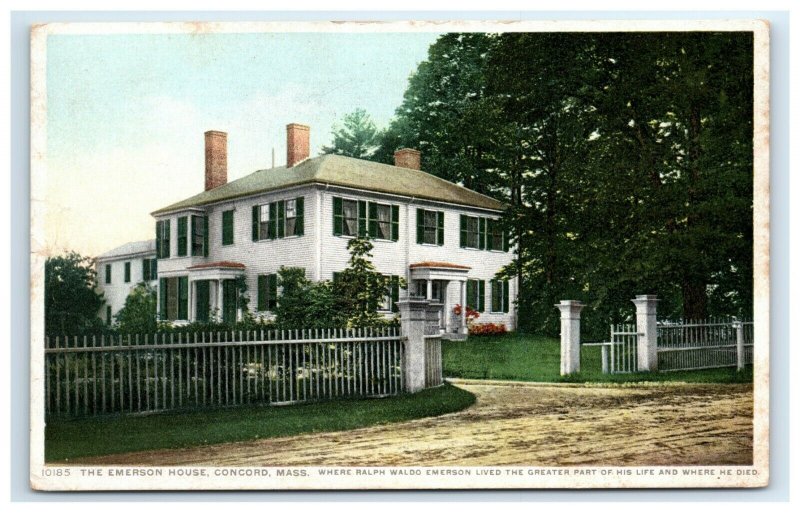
555,300,585,375
397,298,430,393
632,294,659,371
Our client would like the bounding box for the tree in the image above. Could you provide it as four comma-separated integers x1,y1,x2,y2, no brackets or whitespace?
273,267,343,329
45,251,105,336
114,282,157,334
332,237,401,328
321,108,379,159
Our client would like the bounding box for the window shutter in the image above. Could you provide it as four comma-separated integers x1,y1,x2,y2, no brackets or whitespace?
203,215,209,256
124,262,131,283
295,197,304,236
269,273,278,310
152,259,158,278
416,208,424,244
368,202,378,238
503,280,510,313
177,217,187,256
391,275,400,312
479,217,487,250
142,259,149,281
257,275,266,311
332,271,341,283
268,202,277,239
486,219,494,250
155,221,161,259
466,280,474,309
358,200,367,238
178,277,188,320
437,211,445,246
277,200,286,239
252,205,260,241
460,214,467,248
333,196,343,236
478,280,485,312
503,227,510,252
164,220,171,258
391,205,399,241
159,278,168,320
222,210,234,245
105,264,111,284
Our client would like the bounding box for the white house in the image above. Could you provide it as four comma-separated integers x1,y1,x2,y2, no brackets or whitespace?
94,239,158,325
151,123,517,335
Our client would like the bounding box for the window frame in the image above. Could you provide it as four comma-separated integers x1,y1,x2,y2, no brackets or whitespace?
191,214,208,256
257,273,279,312
156,219,171,259
417,208,444,246
124,262,131,283
104,263,111,284
177,216,188,256
490,279,510,313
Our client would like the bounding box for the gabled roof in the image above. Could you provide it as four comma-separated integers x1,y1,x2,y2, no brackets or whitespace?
95,239,156,260
151,154,504,216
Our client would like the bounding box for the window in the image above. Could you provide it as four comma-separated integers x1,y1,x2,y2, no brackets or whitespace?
156,219,171,259
105,264,111,284
342,199,359,236
257,274,278,312
159,276,188,321
368,202,399,241
124,262,131,283
222,210,234,245
486,219,507,251
106,306,112,326
490,279,510,313
177,216,188,256
461,216,481,249
142,258,158,281
416,209,444,245
191,215,208,256
466,279,486,312
380,275,401,312
252,197,304,241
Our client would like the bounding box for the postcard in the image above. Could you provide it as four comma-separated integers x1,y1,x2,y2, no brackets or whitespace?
29,19,769,490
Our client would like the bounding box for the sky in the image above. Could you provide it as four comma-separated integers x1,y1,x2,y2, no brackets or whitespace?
44,30,441,257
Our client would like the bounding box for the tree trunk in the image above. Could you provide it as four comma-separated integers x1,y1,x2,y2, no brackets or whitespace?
682,280,708,320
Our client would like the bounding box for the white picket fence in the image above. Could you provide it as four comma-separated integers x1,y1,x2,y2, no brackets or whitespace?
44,328,413,419
657,319,754,372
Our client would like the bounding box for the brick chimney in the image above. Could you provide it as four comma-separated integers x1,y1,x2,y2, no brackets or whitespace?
204,130,227,191
286,123,310,167
394,148,421,170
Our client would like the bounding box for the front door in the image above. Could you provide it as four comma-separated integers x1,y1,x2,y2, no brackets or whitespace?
222,279,238,324
195,280,210,322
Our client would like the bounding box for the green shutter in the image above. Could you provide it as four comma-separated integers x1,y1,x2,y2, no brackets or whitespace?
416,209,424,244
124,262,131,283
460,214,467,248
105,264,111,284
195,280,210,322
391,276,400,312
368,202,378,238
268,203,277,239
142,259,149,281
486,219,494,250
152,259,158,278
333,197,343,236
268,273,278,310
478,280,485,312
159,278,168,320
295,197,304,236
257,275,267,311
332,271,341,283
503,280,510,313
163,220,171,258
252,205,260,241
203,215,209,256
503,226,510,252
479,218,487,250
222,210,234,245
466,280,475,309
177,217,187,256
277,200,285,239
437,211,445,246
155,221,161,259
358,200,367,238
391,205,399,241
178,277,188,320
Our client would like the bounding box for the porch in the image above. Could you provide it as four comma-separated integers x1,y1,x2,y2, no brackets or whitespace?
409,261,470,340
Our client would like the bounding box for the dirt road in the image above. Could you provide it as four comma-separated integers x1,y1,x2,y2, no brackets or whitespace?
75,381,753,466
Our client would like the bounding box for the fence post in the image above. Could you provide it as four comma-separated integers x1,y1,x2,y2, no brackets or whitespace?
733,319,745,371
554,300,584,375
397,298,430,393
632,294,659,372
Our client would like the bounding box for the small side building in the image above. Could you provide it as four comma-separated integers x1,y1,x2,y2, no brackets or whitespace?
94,239,158,326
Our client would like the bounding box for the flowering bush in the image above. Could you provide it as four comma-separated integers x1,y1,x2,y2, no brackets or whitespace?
453,304,480,324
468,322,508,336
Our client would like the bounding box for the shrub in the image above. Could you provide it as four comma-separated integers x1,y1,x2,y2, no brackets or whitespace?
468,322,508,336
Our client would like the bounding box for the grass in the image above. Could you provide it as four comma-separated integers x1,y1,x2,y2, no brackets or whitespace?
45,383,475,463
442,333,754,384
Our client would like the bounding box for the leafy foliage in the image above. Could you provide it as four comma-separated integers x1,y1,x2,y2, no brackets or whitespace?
45,252,106,336
321,108,379,159
114,282,158,334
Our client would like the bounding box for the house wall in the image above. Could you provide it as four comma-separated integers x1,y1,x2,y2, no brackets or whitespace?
154,184,517,330
96,254,158,324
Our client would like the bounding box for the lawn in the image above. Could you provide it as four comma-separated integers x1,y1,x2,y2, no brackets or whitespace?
46,383,475,463
442,333,754,383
